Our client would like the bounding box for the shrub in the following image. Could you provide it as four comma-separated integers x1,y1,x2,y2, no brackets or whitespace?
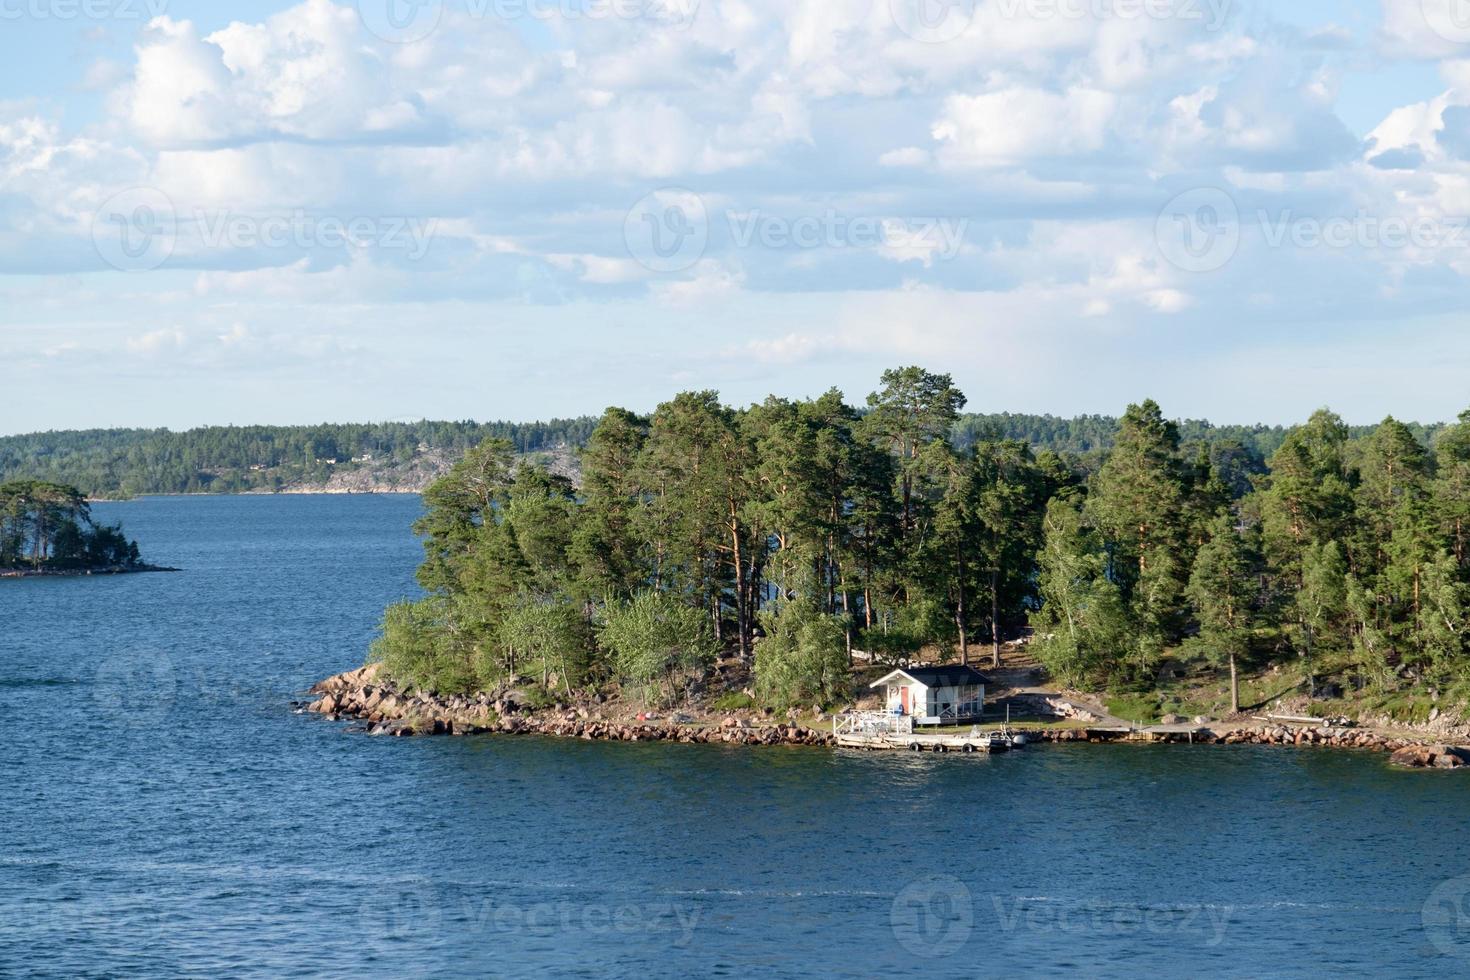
487,594,593,693
597,591,719,705
754,599,850,710
370,598,479,695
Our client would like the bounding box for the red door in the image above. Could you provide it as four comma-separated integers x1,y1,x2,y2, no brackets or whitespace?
900,687,910,715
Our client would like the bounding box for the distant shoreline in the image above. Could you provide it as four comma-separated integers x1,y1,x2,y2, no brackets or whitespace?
0,564,180,579
86,490,424,502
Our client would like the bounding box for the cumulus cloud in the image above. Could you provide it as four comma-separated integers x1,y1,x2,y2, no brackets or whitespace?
933,86,1119,169
9,0,1470,429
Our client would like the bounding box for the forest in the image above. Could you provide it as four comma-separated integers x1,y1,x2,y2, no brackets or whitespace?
0,420,598,497
371,367,1470,718
0,481,143,571
4,411,1425,500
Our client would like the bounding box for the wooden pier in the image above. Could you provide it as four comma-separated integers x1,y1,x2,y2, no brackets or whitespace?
832,713,1009,753
831,712,1216,751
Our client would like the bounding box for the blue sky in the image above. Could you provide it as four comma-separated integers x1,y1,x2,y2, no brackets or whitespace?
4,0,1470,433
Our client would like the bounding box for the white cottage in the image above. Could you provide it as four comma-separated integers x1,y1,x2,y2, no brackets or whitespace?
871,665,989,726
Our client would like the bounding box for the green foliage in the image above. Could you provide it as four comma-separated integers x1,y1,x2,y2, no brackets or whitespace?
370,598,478,695
1187,515,1259,712
342,369,1470,713
490,595,593,693
0,480,144,570
597,591,719,704
1030,498,1134,687
754,599,850,709
709,691,755,712
1105,694,1164,725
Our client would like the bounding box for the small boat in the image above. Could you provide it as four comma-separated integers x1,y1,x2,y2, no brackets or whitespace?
995,706,1028,748
967,726,1013,752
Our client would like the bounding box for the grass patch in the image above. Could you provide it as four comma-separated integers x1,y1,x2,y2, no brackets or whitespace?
710,691,755,712
515,686,556,711
1361,693,1433,725
1106,693,1162,724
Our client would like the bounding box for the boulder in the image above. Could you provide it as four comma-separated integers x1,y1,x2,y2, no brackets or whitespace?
1390,746,1435,768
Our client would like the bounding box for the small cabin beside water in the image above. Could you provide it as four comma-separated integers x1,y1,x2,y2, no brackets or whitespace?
871,665,990,726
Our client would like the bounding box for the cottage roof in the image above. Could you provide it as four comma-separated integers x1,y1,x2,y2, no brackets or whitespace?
869,665,991,690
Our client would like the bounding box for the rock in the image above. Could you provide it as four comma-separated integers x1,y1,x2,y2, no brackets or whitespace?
1390,746,1435,768
1193,716,1213,725
1160,713,1182,725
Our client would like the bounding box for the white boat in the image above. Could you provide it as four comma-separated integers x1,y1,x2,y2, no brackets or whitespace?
995,705,1028,748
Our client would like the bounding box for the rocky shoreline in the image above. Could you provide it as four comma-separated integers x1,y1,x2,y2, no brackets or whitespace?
303,665,832,747
302,664,1470,768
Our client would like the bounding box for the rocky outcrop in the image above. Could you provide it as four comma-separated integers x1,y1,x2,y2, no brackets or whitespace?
1003,694,1100,722
1022,723,1470,767
1388,744,1470,769
302,666,833,748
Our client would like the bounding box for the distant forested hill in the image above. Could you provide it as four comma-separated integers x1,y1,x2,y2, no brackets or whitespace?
0,420,597,497
0,411,1446,499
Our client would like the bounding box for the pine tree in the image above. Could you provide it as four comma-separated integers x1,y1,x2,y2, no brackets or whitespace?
1433,410,1470,569
1188,515,1258,715
1086,399,1189,675
1031,498,1132,687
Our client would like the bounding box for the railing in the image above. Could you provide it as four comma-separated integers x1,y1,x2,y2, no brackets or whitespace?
938,702,984,722
833,711,914,737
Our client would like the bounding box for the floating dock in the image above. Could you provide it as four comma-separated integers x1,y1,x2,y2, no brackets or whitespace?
834,729,1008,752
832,711,1215,751
832,712,1010,752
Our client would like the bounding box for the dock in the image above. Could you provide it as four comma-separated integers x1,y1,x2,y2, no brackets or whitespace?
832,713,1009,752
832,712,1217,751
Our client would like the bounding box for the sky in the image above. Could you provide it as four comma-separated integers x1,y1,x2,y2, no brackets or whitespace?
4,0,1470,434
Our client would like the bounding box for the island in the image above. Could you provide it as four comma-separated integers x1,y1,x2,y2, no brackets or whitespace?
296,367,1470,769
0,480,170,577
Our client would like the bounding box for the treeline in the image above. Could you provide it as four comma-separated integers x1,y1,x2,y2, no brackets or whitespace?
1033,405,1470,711
0,481,142,570
7,411,1429,501
0,420,596,497
379,368,1055,708
375,369,1470,715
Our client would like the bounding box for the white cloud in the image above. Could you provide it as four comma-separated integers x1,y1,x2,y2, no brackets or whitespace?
9,0,1470,430
933,86,1118,168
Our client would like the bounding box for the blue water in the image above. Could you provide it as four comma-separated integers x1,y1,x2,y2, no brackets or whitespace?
5,495,1470,978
